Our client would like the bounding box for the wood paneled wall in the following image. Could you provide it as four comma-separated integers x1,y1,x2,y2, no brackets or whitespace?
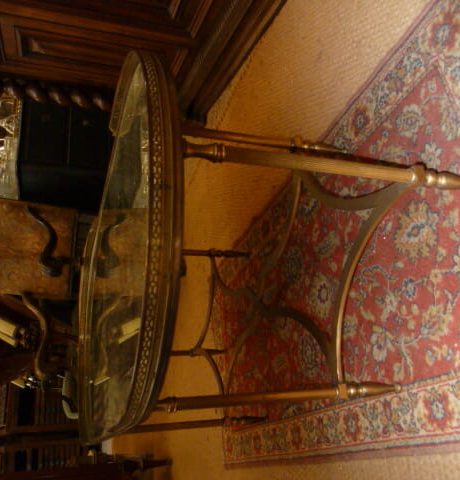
0,0,286,121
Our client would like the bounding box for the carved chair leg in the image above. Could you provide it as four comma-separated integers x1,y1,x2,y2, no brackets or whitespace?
21,293,76,380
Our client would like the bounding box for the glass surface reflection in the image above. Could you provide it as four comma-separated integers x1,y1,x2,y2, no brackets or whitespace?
80,63,150,440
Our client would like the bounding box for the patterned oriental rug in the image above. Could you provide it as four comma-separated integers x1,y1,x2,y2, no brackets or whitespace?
212,0,460,466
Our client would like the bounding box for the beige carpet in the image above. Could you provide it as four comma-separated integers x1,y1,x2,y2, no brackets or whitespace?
111,0,460,478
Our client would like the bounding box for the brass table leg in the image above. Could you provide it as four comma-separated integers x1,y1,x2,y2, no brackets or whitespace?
183,138,460,190
124,416,264,433
176,126,460,415
182,248,249,258
171,248,245,397
127,418,225,433
157,382,401,413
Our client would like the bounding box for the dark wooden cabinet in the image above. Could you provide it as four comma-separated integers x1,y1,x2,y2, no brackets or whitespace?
0,0,286,121
18,97,112,212
3,385,76,436
0,384,82,474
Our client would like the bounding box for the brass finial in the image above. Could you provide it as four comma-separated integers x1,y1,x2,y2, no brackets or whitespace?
182,139,226,163
425,169,460,189
337,382,401,400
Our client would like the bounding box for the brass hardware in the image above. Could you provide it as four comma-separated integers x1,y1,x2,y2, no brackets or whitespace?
156,382,400,412
183,139,226,163
183,131,460,392
169,246,246,398
182,124,294,150
182,125,342,154
183,128,460,190
218,177,302,395
290,135,342,154
227,146,419,183
127,418,225,433
338,382,401,400
171,347,225,357
424,168,460,189
182,248,249,258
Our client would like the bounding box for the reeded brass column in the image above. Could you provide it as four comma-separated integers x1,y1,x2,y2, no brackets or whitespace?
183,140,460,189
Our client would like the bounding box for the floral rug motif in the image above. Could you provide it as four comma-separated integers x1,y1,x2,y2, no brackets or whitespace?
213,0,460,465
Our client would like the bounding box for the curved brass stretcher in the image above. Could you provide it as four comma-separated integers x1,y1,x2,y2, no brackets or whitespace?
153,126,460,419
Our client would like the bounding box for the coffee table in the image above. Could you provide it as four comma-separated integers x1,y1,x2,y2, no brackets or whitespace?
77,50,460,443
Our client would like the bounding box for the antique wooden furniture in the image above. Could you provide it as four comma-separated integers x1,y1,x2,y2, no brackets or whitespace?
0,0,286,122
18,97,112,212
0,198,77,299
0,453,170,478
0,293,76,385
76,50,460,443
0,199,79,383
0,383,81,473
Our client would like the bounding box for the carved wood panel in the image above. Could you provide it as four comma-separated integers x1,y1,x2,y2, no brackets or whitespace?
0,0,286,120
0,13,183,86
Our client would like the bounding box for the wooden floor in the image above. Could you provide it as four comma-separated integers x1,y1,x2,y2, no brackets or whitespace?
111,1,460,478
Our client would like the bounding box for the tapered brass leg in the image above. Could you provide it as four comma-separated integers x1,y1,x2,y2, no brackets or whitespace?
125,416,265,433
182,123,295,150
181,124,341,153
157,382,401,413
182,248,249,258
171,248,248,397
127,418,225,433
183,140,460,189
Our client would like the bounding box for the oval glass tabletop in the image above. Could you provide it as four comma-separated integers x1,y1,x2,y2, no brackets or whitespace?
78,51,183,444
